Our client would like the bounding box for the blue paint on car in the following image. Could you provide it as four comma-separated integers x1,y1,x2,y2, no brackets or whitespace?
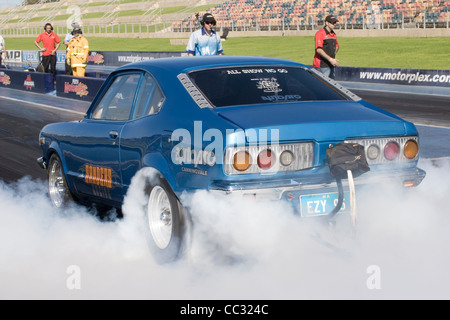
38,55,425,212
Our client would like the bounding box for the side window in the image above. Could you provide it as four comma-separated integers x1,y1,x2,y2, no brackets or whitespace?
91,73,141,121
132,73,165,120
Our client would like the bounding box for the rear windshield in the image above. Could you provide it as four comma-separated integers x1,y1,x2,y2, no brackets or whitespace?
187,66,348,108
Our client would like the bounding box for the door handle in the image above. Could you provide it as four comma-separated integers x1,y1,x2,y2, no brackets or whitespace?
109,130,119,139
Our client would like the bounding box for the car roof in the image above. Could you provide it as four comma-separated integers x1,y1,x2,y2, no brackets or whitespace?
116,55,307,75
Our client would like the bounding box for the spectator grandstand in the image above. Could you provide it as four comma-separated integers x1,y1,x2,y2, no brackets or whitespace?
0,0,448,37
174,0,450,32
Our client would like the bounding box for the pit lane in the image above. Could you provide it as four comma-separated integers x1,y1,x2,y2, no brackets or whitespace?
0,86,449,183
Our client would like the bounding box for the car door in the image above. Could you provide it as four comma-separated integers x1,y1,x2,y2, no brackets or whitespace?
119,72,166,195
66,72,142,205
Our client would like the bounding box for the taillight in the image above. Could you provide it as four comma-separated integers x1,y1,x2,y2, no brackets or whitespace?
280,150,295,166
224,142,314,175
404,139,419,159
233,151,251,171
366,144,380,160
257,149,275,169
346,136,419,164
384,141,400,160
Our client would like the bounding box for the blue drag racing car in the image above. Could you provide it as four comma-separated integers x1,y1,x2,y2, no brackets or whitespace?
37,56,425,262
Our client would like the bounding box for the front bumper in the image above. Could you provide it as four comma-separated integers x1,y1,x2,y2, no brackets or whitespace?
37,157,47,169
209,167,426,200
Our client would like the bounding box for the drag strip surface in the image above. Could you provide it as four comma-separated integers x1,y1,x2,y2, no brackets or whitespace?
0,88,449,182
351,89,450,128
0,96,84,182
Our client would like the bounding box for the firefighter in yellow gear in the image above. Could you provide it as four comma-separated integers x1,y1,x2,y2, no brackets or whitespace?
66,27,89,77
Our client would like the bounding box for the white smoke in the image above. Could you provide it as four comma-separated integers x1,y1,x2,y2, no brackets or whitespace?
0,159,449,299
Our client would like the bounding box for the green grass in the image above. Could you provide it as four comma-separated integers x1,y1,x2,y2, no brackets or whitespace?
222,36,450,70
7,37,182,52
5,36,450,70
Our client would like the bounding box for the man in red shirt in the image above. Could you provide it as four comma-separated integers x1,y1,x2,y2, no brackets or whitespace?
34,23,60,78
313,15,339,79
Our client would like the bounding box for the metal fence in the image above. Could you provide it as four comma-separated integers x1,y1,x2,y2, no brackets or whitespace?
0,22,170,37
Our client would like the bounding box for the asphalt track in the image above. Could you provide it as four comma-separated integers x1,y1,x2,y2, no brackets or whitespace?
0,86,449,183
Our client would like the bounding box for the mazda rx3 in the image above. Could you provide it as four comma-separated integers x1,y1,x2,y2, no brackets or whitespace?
37,56,426,262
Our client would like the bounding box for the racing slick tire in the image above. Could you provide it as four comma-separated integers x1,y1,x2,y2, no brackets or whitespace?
47,153,74,208
144,176,190,264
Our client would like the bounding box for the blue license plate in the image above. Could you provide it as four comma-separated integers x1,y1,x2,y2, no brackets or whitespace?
300,192,350,217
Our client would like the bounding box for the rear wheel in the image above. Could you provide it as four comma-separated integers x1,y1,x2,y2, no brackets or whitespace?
144,177,190,263
48,154,74,208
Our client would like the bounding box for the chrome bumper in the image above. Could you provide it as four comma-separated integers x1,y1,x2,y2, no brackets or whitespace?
209,167,426,200
36,157,47,169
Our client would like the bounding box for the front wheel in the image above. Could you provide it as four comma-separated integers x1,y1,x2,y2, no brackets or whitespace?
47,154,74,208
144,177,190,263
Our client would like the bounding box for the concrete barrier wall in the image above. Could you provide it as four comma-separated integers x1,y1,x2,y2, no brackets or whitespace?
86,50,186,66
56,75,104,101
224,27,450,38
3,26,450,39
1,50,449,102
0,69,54,94
337,66,450,88
4,50,186,69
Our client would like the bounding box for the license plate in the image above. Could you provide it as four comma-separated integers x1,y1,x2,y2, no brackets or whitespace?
300,192,350,217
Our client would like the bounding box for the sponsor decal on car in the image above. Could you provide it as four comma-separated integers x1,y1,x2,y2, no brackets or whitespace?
181,167,208,176
171,121,280,169
85,164,112,188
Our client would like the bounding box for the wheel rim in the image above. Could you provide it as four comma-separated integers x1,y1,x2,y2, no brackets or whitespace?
48,159,65,208
147,186,173,249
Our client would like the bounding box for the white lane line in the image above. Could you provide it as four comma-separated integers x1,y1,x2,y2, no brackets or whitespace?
0,95,86,116
421,156,450,162
415,123,450,129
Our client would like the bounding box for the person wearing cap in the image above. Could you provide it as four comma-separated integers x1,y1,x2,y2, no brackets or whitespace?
34,23,61,77
63,22,80,75
186,13,223,56
66,27,89,77
313,15,340,79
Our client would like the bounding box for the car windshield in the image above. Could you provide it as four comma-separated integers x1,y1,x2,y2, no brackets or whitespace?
188,66,348,108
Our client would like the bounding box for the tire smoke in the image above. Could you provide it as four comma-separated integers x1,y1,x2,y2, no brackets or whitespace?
0,160,449,299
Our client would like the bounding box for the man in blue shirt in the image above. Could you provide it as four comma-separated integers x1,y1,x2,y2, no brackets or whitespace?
186,13,223,56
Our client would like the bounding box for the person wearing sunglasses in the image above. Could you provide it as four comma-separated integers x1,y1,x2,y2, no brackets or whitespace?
313,15,340,79
186,13,224,56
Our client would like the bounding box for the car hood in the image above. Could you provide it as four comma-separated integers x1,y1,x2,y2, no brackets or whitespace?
215,100,410,143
